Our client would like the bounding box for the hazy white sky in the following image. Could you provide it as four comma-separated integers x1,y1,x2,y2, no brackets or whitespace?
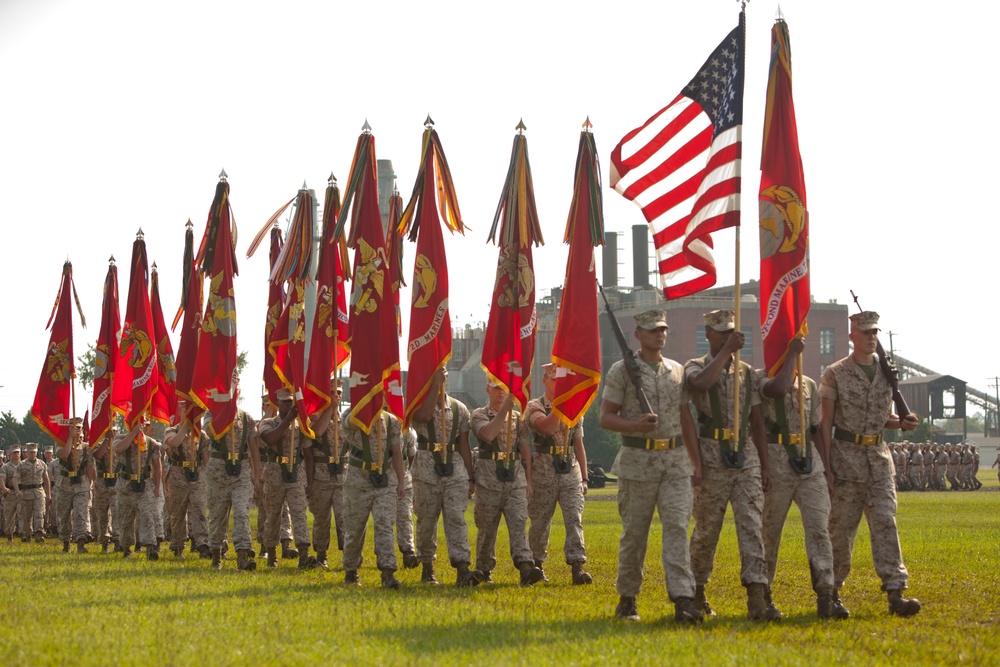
2,0,996,421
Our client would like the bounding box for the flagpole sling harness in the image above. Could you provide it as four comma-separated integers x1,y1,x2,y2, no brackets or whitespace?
533,404,572,475
417,397,460,477
209,413,251,476
171,431,200,482
120,438,150,493
474,410,518,483
318,427,346,475
61,435,85,486
766,377,815,475
696,357,751,469
350,414,389,488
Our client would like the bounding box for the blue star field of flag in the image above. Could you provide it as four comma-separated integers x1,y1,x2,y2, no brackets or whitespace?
682,13,745,139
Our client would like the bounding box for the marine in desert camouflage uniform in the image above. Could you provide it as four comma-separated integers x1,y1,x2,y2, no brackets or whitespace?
258,388,317,570
684,309,778,622
1,446,22,539
524,363,591,586
410,367,483,587
56,418,95,553
91,431,120,552
758,336,847,619
470,379,544,587
600,309,703,624
164,399,211,560
13,443,51,542
395,424,418,569
818,310,921,617
113,419,163,560
306,381,348,570
340,408,405,588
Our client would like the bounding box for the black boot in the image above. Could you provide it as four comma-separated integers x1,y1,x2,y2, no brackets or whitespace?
211,548,222,569
315,550,329,569
381,568,401,589
237,549,257,571
344,570,360,586
401,550,419,569
298,547,318,570
571,562,593,585
887,589,921,617
615,595,640,622
421,561,439,585
62,540,71,553
267,548,278,568
519,562,545,587
674,597,704,624
456,562,484,587
76,538,88,554
198,544,213,560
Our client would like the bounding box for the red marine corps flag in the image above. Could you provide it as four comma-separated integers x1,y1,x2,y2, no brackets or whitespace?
266,184,316,435
89,257,120,447
112,230,159,430
332,121,398,433
551,121,604,427
759,16,810,376
262,227,285,409
304,175,351,425
610,11,745,298
399,118,466,427
190,172,239,440
382,186,405,420
482,120,543,410
172,220,204,431
32,260,86,445
149,264,178,425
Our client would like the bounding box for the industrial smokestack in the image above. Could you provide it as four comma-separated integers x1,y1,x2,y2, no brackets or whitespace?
632,224,650,289
602,232,618,288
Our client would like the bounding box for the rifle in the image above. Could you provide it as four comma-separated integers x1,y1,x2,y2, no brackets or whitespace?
849,290,911,420
597,283,653,415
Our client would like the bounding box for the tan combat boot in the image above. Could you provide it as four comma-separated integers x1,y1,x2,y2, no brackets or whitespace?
237,549,257,571
817,586,849,619
421,562,439,585
615,596,640,622
674,597,704,624
694,584,716,618
381,568,401,589
571,562,593,585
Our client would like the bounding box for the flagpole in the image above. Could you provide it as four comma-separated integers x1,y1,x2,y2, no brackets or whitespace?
797,351,806,458
733,227,741,450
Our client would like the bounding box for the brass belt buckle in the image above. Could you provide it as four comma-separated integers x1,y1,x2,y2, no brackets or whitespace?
67,471,77,478
496,451,508,461
103,473,115,479
328,456,337,464
651,439,672,450
279,456,291,464
860,434,879,446
716,428,734,440
227,453,240,461
433,443,444,453
554,446,567,455
788,434,802,446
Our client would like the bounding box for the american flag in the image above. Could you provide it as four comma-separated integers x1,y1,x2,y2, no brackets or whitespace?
610,12,745,298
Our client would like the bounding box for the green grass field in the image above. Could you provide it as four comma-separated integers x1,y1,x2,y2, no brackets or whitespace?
2,472,998,666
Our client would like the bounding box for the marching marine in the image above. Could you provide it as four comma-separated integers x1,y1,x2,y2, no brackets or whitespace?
306,380,348,570
600,309,703,624
470,379,545,586
163,399,212,560
1,446,22,539
684,310,778,621
56,417,95,553
758,337,847,619
13,443,51,542
524,363,592,585
113,418,163,560
818,311,921,617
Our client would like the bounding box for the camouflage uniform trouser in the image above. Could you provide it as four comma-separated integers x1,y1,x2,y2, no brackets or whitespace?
909,468,923,490
308,464,345,553
205,458,254,551
829,475,909,591
2,492,19,536
396,468,414,555
20,489,46,537
262,463,309,550
257,493,292,545
690,464,768,587
947,469,959,489
115,479,158,549
167,470,209,553
56,479,92,543
341,466,399,572
528,454,586,566
762,447,833,591
91,480,117,543
473,463,532,574
616,476,696,601
413,475,471,566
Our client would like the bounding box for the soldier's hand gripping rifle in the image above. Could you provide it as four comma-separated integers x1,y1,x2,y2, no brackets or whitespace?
849,290,911,420
598,283,654,416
